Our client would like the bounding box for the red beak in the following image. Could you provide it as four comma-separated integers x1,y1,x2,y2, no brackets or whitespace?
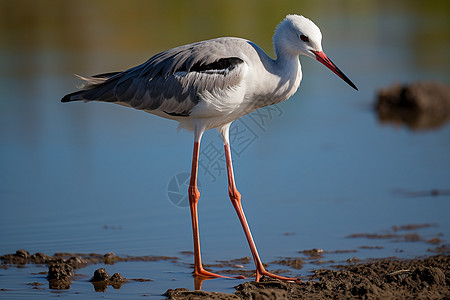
312,51,358,90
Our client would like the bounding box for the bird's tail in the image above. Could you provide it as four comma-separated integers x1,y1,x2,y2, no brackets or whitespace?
61,89,85,103
60,72,122,103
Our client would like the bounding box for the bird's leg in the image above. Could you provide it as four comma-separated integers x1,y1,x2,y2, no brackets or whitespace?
188,141,204,275
224,143,301,283
188,141,244,281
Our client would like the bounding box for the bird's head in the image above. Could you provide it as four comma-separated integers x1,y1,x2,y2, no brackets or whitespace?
274,14,358,90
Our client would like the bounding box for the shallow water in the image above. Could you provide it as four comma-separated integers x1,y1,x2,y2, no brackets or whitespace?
1,0,450,298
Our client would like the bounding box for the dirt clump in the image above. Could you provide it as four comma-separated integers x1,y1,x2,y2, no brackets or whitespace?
270,258,304,270
90,267,111,282
47,262,74,290
90,268,127,292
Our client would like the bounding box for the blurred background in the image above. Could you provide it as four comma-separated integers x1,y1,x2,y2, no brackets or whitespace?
1,0,449,298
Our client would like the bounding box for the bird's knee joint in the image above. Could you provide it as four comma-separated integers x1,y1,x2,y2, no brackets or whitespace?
188,185,200,204
228,188,241,203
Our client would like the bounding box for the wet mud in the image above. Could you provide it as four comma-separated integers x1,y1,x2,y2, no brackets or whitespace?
90,268,127,292
0,250,161,290
47,262,74,289
346,223,445,246
1,223,449,298
165,255,450,299
375,81,450,130
0,250,178,267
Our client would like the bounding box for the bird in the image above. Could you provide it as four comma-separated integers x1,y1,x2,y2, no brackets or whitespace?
61,14,357,283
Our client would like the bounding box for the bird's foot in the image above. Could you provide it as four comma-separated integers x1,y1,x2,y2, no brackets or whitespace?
193,269,245,290
194,268,246,280
256,269,301,283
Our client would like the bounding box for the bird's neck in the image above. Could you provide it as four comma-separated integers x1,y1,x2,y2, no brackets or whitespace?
242,40,302,111
273,43,302,83
270,41,303,104
273,34,300,64
275,51,300,68
249,51,302,109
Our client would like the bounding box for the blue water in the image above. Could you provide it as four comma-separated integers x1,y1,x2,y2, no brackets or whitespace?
1,1,449,298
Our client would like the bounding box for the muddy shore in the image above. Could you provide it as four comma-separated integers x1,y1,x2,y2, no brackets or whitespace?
1,223,449,298
1,249,449,299
1,223,448,298
166,255,450,299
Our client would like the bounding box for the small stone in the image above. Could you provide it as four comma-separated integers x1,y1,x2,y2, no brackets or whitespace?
47,263,73,290
91,268,110,282
47,263,74,280
109,273,126,289
109,273,125,284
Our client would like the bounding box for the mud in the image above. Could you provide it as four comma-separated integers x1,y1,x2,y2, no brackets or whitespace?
47,262,74,289
165,255,450,299
0,250,178,267
269,258,304,270
375,81,450,130
90,268,127,292
1,250,449,298
346,222,444,245
1,223,449,297
0,250,161,290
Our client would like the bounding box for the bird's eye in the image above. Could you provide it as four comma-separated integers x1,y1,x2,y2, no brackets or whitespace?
300,35,309,42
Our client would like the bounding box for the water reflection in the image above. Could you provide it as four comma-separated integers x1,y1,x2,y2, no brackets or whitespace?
376,82,450,130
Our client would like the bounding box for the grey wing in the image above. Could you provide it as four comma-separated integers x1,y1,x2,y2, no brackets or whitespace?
61,38,247,117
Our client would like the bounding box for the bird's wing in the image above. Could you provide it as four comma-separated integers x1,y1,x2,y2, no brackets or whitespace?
61,38,247,117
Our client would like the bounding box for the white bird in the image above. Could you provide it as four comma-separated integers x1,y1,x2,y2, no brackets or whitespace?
62,14,357,283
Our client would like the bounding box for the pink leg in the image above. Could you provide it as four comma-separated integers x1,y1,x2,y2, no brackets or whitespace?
224,143,300,282
188,141,245,281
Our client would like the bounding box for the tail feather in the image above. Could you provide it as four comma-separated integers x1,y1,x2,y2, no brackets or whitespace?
91,71,122,79
61,71,122,103
61,90,84,102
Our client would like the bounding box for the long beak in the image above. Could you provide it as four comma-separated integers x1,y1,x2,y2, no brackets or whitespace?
312,50,358,90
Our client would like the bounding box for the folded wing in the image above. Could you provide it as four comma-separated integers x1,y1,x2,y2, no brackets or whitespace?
61,38,246,117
